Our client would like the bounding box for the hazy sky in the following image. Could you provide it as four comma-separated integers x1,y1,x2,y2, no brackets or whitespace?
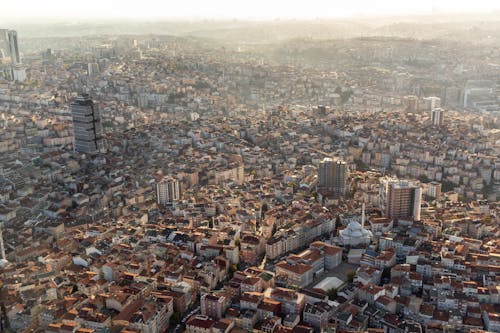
2,0,500,19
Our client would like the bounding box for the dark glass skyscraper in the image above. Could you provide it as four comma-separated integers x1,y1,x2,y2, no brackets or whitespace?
70,94,103,153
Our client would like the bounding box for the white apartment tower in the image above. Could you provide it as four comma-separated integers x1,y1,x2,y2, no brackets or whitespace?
431,108,445,126
156,177,181,205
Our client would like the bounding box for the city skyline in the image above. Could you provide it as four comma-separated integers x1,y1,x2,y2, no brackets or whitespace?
2,0,500,19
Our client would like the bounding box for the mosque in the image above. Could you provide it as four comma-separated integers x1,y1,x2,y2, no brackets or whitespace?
338,202,373,246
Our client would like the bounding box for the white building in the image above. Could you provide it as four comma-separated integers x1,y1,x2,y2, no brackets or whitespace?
12,65,26,82
338,202,372,246
430,108,445,126
156,176,181,205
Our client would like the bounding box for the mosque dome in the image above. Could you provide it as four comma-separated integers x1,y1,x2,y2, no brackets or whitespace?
339,220,372,246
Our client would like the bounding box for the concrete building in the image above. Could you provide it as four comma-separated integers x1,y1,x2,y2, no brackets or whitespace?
404,95,419,112
87,62,100,76
422,96,441,111
380,178,422,222
12,65,26,82
430,108,444,126
186,315,214,333
70,94,104,154
426,181,442,200
275,261,313,287
201,293,227,320
7,30,20,64
318,158,347,196
303,302,334,331
156,176,181,205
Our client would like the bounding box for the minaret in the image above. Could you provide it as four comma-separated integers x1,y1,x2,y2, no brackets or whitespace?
0,225,6,261
361,201,366,229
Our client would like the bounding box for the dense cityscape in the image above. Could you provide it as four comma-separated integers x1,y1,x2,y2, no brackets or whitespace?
0,9,499,333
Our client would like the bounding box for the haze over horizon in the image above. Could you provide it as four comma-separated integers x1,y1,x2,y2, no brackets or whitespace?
3,0,500,20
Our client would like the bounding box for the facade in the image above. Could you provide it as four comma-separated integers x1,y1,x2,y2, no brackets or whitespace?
422,96,441,111
201,293,227,320
0,225,6,267
430,108,444,126
303,302,334,331
380,178,422,222
268,288,305,315
1,29,25,82
426,181,442,199
275,261,313,287
12,64,26,82
186,315,214,333
309,241,342,270
318,158,347,196
7,30,20,64
156,177,181,205
70,94,104,154
404,95,419,112
88,62,100,76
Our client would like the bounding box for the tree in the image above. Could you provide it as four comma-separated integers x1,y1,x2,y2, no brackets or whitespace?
346,270,356,283
335,216,342,231
170,312,181,326
354,159,369,172
327,288,337,300
417,174,430,183
228,264,238,279
441,180,457,192
381,267,391,283
261,202,268,219
481,183,494,196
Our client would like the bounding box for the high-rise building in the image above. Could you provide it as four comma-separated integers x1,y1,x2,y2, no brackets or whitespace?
87,62,99,76
426,181,442,200
430,108,444,126
318,158,347,196
403,95,419,113
7,30,20,64
0,224,6,263
422,96,441,111
70,94,104,153
156,177,181,205
380,177,422,222
0,29,8,59
1,29,25,82
12,64,26,82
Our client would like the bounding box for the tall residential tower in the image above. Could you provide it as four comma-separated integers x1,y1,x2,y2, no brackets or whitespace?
156,177,181,205
318,158,347,197
70,94,104,154
431,108,445,127
7,30,20,64
380,177,422,222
